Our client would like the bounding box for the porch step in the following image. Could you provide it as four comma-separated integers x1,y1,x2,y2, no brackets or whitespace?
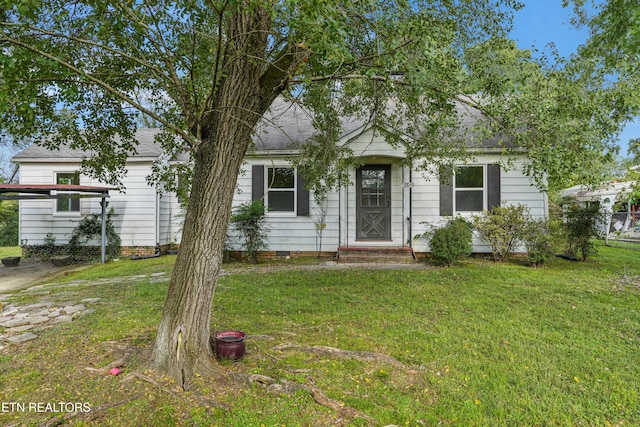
337,246,416,264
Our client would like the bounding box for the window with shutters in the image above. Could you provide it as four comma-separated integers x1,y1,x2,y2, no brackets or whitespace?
252,164,309,217
454,165,485,212
266,167,296,214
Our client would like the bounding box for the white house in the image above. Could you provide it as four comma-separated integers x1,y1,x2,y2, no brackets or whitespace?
11,99,548,260
12,129,184,257
561,179,638,240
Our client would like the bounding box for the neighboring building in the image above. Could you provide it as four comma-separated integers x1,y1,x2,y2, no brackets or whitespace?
12,99,549,260
561,179,638,239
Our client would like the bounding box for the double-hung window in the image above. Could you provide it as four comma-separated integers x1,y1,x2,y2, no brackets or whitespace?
55,172,80,213
454,165,485,212
251,164,309,216
266,167,296,213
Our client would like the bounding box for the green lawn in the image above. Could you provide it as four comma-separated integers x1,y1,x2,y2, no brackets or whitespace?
0,246,639,426
0,246,21,258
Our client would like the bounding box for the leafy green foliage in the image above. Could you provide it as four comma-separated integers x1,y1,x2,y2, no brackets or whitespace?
564,204,606,262
422,217,473,266
23,233,66,259
522,218,555,267
0,200,18,246
230,200,268,264
68,210,121,261
474,204,529,262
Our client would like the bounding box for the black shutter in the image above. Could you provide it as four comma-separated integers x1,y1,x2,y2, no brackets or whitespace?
487,163,501,211
251,165,264,201
296,173,310,216
439,166,453,216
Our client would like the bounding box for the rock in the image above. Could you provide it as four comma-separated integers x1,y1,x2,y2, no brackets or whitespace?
23,303,52,311
27,316,49,325
6,325,35,333
30,309,52,317
6,332,38,343
63,304,86,315
80,298,101,303
53,315,73,323
1,307,18,316
2,318,30,328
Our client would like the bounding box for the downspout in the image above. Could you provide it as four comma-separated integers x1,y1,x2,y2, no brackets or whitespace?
408,167,413,248
156,188,161,251
402,164,405,248
338,184,341,248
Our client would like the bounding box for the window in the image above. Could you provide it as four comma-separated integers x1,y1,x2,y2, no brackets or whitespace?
266,167,296,213
360,169,386,207
252,165,309,216
440,164,500,216
454,165,484,212
56,172,80,213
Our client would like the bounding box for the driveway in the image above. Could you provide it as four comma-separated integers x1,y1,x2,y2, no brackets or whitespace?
0,257,79,293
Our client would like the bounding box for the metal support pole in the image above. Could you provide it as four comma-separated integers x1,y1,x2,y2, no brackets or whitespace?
101,193,107,264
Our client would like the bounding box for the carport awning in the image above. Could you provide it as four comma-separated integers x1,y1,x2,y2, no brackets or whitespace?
0,184,111,200
0,184,113,264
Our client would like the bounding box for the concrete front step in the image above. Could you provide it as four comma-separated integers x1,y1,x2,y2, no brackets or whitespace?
337,246,416,264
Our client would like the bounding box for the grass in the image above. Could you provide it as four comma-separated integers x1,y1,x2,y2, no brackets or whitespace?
1,245,639,426
0,246,21,258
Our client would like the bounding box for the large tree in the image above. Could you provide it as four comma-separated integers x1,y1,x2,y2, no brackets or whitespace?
0,0,623,387
569,0,640,150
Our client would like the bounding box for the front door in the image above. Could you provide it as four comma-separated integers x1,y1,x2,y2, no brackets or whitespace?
356,165,392,240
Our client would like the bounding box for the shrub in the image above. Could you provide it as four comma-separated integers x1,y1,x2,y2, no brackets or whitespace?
522,218,554,267
231,200,268,264
68,210,121,261
0,200,18,246
474,204,529,262
564,204,606,261
425,217,473,266
23,233,66,259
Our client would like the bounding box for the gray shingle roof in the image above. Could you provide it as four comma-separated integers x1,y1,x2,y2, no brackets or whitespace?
251,98,366,151
12,97,504,161
12,128,164,160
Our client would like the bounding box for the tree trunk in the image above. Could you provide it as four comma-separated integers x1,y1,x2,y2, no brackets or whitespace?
151,5,281,388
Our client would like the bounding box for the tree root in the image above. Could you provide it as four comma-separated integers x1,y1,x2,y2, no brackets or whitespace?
84,357,128,375
38,395,141,427
120,371,182,398
237,373,377,423
272,344,412,370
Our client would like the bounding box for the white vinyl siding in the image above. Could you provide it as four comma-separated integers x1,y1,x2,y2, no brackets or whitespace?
18,161,162,247
232,158,338,253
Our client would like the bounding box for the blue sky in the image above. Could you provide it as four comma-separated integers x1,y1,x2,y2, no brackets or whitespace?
510,0,639,154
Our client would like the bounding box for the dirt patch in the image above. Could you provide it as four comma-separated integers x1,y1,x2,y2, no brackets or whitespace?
0,257,85,293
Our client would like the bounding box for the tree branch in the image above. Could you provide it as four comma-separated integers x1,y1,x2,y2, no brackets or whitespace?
0,33,194,146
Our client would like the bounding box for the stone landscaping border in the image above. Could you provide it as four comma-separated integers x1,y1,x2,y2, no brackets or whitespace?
0,271,169,350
